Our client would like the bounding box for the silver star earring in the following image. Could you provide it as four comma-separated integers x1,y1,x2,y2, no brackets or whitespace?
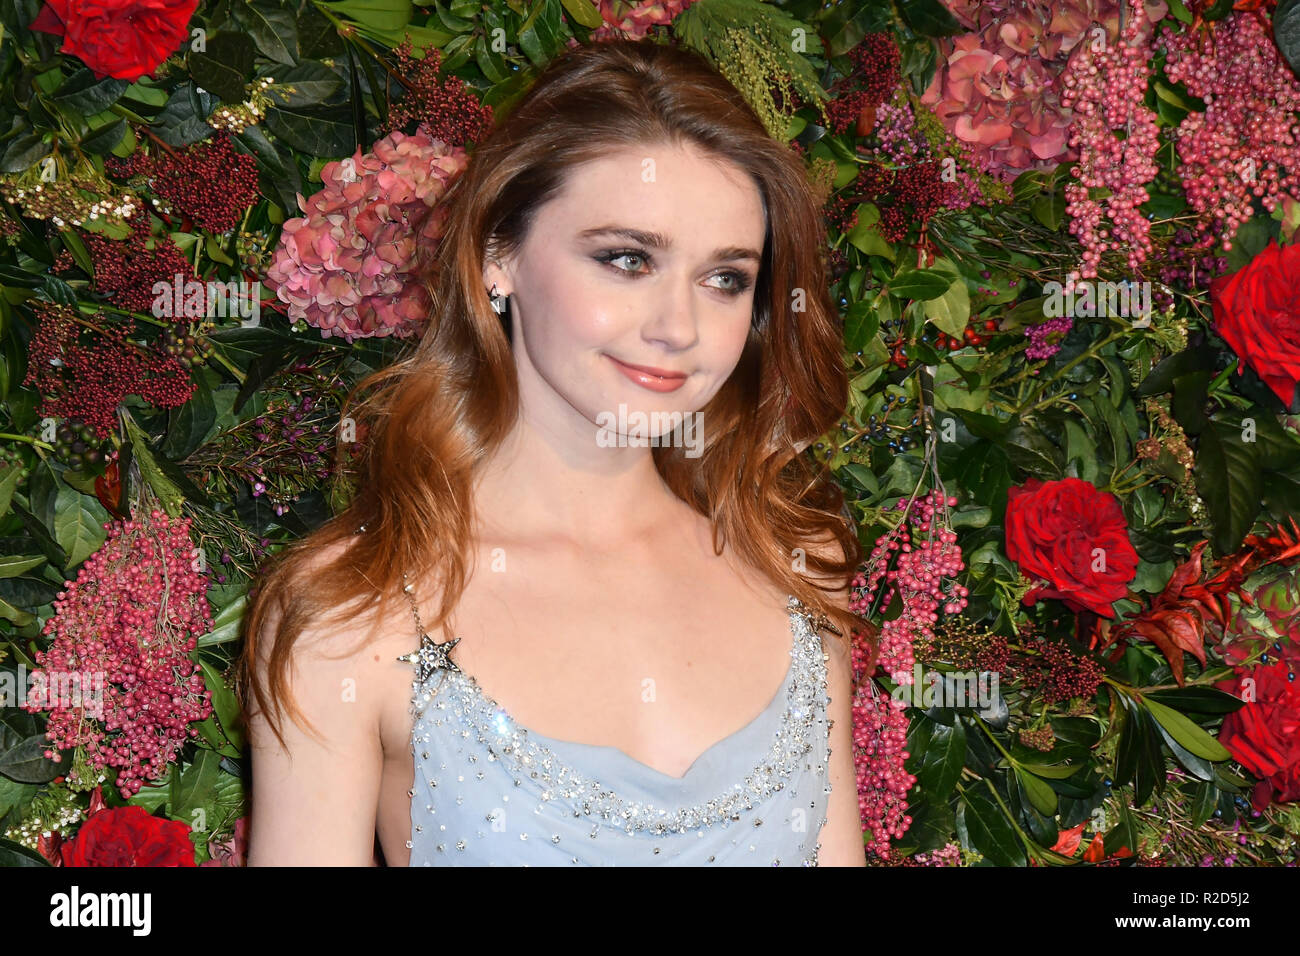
489,283,509,314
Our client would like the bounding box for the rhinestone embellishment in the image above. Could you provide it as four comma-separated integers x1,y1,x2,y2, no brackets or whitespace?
410,598,826,832
406,595,828,855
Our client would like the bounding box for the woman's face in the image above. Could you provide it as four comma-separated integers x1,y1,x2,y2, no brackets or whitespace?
483,141,766,443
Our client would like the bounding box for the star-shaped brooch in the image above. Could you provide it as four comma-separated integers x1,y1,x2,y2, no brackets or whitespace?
397,630,463,684
789,596,842,637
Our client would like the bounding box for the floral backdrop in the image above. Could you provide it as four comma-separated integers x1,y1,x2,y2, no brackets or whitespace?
1,0,1299,867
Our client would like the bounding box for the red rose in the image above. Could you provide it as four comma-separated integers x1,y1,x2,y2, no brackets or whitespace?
60,804,197,866
30,0,199,82
1005,477,1139,619
1214,638,1300,811
1209,238,1300,409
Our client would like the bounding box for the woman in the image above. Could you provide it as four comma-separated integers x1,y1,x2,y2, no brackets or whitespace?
239,37,873,866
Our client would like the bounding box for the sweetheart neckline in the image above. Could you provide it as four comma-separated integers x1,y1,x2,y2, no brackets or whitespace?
415,596,807,784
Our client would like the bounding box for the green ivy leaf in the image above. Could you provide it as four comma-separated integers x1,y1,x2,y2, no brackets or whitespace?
1004,424,1064,480
1194,416,1262,555
0,132,51,174
265,105,355,158
153,86,217,147
918,718,966,801
888,267,954,301
77,118,127,155
52,482,108,569
897,0,964,37
1014,766,1059,815
241,1,298,65
172,748,222,832
1143,696,1232,761
201,658,246,750
0,838,49,866
319,0,413,30
0,554,45,578
50,69,128,114
1278,0,1300,76
959,788,1026,866
922,275,970,337
821,1,890,58
189,32,257,104
559,0,603,27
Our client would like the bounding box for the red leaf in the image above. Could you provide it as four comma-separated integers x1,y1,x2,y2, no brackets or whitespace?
1053,822,1086,856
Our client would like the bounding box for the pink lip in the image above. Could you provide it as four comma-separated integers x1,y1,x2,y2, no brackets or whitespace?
606,354,689,393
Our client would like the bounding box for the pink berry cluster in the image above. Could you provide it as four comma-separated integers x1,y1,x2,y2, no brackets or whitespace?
849,679,914,858
1060,0,1161,277
25,509,214,797
910,842,962,866
1160,13,1300,258
1025,314,1073,359
847,488,969,857
852,490,970,687
873,101,928,166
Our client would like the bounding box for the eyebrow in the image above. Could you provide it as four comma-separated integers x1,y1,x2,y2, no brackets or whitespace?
575,225,762,264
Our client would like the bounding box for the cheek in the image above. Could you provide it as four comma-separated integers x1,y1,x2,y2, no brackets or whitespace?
701,310,753,371
522,265,622,348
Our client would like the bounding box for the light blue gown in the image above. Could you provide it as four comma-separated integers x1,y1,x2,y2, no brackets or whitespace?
402,596,834,866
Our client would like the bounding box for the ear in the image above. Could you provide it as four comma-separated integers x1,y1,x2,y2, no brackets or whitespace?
481,239,513,296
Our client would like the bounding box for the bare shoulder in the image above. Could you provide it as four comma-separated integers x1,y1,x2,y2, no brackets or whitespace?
244,534,407,865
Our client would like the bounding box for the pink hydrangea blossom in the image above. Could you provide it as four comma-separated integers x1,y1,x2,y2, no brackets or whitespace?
922,0,1167,180
590,0,695,39
265,126,469,344
201,816,248,866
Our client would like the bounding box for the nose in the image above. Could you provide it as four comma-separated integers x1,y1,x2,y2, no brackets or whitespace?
640,272,700,351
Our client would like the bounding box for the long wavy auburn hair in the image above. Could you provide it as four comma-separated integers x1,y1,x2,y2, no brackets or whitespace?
237,36,879,750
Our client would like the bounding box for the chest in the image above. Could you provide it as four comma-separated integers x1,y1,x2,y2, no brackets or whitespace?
377,541,796,778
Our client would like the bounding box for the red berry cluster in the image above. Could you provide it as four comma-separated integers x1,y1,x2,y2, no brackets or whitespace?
887,318,999,368
1016,637,1106,705
826,33,902,135
857,161,895,196
23,300,195,441
50,249,75,274
86,213,198,316
384,38,495,145
109,134,259,233
877,162,957,242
